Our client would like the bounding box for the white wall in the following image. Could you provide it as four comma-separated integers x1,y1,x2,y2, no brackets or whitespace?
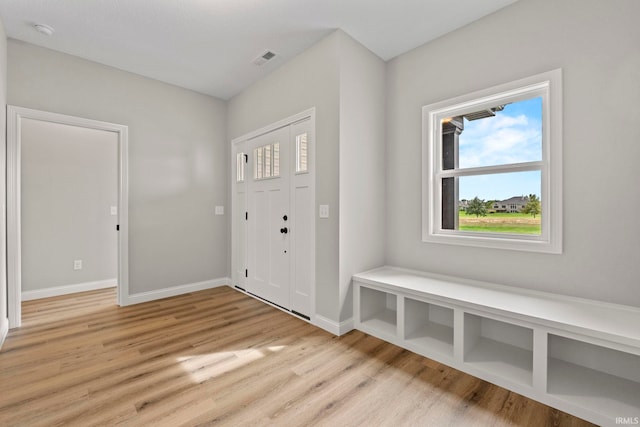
0,19,8,346
228,32,341,321
21,119,118,292
338,34,386,320
8,40,228,296
385,0,640,306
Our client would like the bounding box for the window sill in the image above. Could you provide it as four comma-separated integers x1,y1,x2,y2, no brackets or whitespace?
422,230,561,254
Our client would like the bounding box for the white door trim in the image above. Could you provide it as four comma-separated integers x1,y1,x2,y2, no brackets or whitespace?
231,107,316,322
230,108,316,145
6,106,129,328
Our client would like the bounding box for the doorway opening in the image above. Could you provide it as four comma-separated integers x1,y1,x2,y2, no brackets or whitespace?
7,107,129,328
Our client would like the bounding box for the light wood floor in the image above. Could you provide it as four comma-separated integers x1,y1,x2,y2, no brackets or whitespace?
0,287,594,427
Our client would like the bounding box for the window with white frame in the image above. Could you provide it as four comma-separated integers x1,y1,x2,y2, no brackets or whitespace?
253,143,280,180
296,132,308,173
422,69,562,253
236,152,246,182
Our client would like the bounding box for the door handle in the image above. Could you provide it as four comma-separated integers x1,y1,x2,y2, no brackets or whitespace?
280,227,288,234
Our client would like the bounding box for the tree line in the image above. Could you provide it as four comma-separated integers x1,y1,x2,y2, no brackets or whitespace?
464,194,541,218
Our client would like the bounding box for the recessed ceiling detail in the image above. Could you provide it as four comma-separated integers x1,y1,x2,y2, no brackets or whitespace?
0,0,518,100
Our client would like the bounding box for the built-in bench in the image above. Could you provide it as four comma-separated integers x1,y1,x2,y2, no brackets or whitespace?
353,266,640,427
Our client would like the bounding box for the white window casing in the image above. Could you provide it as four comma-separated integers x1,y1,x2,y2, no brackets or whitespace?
422,69,563,253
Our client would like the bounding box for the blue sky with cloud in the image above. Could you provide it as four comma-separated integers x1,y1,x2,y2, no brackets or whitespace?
458,97,542,201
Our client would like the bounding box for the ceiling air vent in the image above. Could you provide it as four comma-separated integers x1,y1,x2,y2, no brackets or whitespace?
253,50,276,66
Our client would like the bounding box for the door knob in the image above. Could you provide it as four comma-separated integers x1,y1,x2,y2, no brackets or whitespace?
280,227,288,234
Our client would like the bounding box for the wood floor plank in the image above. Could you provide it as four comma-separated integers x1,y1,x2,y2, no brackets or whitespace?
0,286,595,426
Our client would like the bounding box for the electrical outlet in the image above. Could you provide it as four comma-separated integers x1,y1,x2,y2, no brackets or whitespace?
73,260,82,270
319,205,329,219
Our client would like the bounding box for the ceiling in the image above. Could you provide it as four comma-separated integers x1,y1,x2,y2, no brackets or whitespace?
0,0,517,100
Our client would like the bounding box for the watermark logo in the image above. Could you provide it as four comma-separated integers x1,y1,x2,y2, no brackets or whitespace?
616,417,640,425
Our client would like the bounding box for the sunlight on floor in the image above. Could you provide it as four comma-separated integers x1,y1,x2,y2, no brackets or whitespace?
177,345,287,383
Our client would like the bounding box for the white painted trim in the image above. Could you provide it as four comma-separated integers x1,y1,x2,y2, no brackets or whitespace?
123,277,230,306
21,279,117,301
0,317,8,351
7,106,129,328
230,108,316,145
232,285,349,335
6,107,20,329
314,314,354,336
117,126,130,308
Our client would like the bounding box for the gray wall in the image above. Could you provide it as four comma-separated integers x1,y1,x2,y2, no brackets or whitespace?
8,40,228,295
0,19,7,339
228,30,387,323
4,0,637,323
21,119,117,291
228,31,341,320
385,0,640,306
338,34,386,320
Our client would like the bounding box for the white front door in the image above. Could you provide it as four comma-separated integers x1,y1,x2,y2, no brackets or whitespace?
247,126,291,308
232,110,315,319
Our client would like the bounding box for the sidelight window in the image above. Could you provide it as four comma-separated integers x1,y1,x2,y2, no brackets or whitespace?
296,133,308,173
236,152,245,182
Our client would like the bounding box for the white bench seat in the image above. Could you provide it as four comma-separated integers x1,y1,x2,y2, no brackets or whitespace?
352,266,640,427
354,266,640,348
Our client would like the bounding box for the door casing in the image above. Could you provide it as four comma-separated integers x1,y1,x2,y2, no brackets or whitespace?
6,106,129,328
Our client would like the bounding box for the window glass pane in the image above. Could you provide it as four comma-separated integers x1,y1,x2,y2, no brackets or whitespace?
457,171,541,235
296,133,308,173
264,145,272,178
236,152,245,182
273,143,280,177
456,97,542,169
254,147,263,180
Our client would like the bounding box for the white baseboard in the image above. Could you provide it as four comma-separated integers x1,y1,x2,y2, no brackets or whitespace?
314,314,354,336
124,277,230,306
22,279,117,301
1,317,9,351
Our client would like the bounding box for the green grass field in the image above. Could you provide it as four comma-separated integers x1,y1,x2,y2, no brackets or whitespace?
458,211,541,234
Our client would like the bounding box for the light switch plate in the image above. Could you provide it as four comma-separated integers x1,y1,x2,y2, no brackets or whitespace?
110,206,117,216
215,206,224,215
319,205,329,219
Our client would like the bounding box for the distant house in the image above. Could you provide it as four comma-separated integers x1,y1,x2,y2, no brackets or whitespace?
492,196,529,213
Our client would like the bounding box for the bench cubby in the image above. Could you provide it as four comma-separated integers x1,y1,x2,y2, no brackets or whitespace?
353,266,640,427
358,286,397,339
464,313,533,387
547,334,640,421
404,298,454,358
